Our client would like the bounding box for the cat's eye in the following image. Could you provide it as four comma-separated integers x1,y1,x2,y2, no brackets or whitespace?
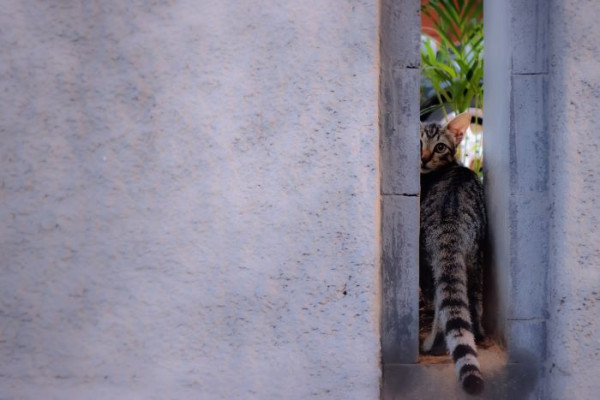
434,143,446,153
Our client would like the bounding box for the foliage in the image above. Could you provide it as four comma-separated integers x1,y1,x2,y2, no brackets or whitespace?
420,0,484,119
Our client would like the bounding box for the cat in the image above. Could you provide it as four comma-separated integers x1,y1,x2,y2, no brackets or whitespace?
419,112,486,395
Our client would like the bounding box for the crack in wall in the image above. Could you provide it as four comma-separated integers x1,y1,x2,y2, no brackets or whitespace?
381,193,419,197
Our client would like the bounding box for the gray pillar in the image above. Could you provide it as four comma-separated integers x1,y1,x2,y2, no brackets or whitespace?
484,0,549,398
379,0,421,364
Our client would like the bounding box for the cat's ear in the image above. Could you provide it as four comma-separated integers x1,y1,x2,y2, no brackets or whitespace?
446,112,471,145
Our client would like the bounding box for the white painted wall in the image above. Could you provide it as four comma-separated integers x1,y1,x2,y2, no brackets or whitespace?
546,0,600,398
0,1,381,399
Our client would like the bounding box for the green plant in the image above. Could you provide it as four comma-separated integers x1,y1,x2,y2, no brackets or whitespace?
420,0,484,119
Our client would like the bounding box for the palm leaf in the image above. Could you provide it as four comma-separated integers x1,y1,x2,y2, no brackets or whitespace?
420,0,484,117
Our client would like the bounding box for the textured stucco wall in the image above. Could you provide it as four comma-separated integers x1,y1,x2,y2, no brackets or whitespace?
546,0,600,398
0,1,381,399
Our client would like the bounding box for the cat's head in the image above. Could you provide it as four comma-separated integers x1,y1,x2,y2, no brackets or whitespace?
420,112,471,174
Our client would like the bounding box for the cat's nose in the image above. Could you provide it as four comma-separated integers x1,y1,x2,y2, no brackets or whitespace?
421,150,432,165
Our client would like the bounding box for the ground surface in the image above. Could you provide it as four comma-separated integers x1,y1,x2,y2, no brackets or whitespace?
381,302,535,400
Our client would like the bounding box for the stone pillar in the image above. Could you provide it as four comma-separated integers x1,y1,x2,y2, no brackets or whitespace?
379,0,421,365
484,0,549,397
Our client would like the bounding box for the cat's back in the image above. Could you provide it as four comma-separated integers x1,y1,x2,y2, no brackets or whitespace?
421,164,480,197
420,164,486,235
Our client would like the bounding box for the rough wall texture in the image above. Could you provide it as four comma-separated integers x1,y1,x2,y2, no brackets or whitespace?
0,1,381,399
546,0,600,398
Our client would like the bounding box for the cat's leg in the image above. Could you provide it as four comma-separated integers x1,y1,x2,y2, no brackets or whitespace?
422,302,440,352
419,251,435,306
421,255,446,353
470,289,484,342
468,252,485,342
422,293,446,354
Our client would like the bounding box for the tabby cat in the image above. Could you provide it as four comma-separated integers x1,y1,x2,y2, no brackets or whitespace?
420,112,486,395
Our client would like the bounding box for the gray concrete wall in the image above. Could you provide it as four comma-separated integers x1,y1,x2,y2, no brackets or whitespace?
546,0,600,398
485,0,600,398
0,1,381,399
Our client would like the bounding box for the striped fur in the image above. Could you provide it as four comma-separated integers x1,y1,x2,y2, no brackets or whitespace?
420,113,486,395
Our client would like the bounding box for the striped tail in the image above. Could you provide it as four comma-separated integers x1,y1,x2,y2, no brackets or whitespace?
436,257,484,395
